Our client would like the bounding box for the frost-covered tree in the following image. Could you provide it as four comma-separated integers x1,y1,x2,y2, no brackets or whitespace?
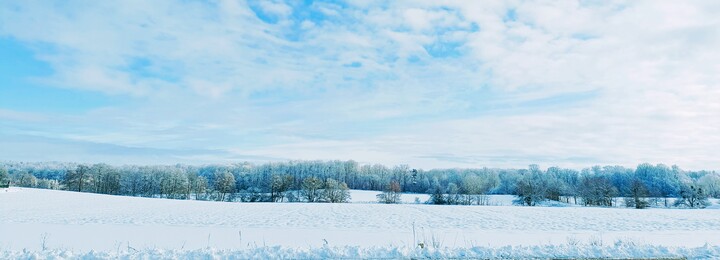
194,175,209,200
89,163,121,195
635,163,681,207
64,165,91,192
544,167,569,202
513,169,548,206
270,174,294,202
698,173,720,198
17,172,37,187
5,160,717,208
36,178,59,189
460,175,483,205
674,184,709,208
625,179,649,209
301,177,323,202
213,171,236,201
163,169,188,199
445,182,461,205
323,178,350,203
0,167,9,187
579,176,617,207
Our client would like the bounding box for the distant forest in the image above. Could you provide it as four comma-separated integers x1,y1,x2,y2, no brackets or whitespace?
1,161,718,208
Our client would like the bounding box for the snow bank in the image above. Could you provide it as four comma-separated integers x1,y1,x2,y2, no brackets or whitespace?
3,243,719,259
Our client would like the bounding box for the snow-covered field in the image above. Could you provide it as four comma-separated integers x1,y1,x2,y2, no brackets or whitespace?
2,188,720,259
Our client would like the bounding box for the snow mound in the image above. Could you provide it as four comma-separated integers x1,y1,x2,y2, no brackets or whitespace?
3,244,719,259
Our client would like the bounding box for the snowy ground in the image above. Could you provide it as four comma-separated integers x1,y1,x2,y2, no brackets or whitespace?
2,188,720,259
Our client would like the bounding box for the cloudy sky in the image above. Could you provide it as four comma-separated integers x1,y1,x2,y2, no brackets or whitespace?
1,0,719,170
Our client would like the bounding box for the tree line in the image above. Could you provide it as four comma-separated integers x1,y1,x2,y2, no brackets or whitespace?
1,161,718,208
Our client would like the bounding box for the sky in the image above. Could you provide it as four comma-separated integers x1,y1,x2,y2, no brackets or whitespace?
1,0,719,170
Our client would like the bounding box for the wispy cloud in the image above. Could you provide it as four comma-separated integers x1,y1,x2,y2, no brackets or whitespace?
0,0,719,169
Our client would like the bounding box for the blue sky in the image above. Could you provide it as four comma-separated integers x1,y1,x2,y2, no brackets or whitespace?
1,0,719,169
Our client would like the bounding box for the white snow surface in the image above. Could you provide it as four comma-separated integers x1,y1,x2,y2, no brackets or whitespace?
2,188,719,259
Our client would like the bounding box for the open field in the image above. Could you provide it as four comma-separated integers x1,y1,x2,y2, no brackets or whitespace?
2,188,719,259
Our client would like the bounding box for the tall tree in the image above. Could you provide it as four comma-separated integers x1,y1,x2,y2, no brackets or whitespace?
270,174,294,202
214,171,236,201
64,165,90,192
627,179,649,209
0,167,8,187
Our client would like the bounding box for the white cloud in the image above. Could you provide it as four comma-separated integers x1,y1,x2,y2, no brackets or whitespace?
257,1,293,18
1,0,719,170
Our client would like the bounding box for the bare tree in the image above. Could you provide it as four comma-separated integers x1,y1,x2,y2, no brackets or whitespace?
377,180,402,204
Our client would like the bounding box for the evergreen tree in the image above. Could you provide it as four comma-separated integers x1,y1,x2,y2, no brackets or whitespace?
430,186,446,205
